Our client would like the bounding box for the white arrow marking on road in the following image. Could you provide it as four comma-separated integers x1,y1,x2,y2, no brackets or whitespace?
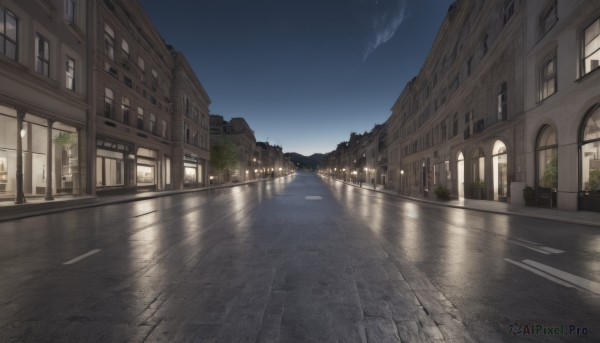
522,259,600,295
504,258,574,289
63,249,101,265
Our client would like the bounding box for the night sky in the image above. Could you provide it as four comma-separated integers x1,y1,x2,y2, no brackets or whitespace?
140,0,454,155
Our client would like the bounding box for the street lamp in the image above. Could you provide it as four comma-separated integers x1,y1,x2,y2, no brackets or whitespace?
400,170,404,195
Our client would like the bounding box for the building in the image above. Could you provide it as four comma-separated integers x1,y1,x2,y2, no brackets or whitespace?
255,142,293,178
170,50,211,189
91,0,175,194
523,0,600,211
388,0,526,201
209,115,257,182
0,0,89,203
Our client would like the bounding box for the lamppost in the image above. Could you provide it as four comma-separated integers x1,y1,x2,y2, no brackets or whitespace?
400,170,404,195
342,168,346,182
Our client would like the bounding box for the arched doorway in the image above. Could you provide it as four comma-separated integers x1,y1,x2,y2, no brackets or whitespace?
492,140,508,201
457,152,464,198
536,125,557,207
580,106,600,211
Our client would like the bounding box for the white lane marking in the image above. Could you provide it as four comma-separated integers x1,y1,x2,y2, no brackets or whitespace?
511,241,551,255
539,247,565,254
515,238,541,246
63,249,101,265
510,239,565,254
504,258,574,289
305,196,322,200
522,259,600,295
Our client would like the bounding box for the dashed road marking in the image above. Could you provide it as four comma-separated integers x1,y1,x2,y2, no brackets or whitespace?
305,196,322,200
522,259,600,295
63,249,101,265
504,258,574,289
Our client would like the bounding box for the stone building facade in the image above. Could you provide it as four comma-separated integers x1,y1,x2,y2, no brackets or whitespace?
0,0,89,202
91,0,175,194
388,0,526,201
170,50,211,189
523,0,600,211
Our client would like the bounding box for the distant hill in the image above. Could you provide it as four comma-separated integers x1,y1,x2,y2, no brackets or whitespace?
284,152,325,170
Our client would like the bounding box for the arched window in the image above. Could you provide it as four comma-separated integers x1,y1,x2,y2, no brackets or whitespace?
457,152,465,198
581,107,600,194
537,125,557,189
492,140,508,200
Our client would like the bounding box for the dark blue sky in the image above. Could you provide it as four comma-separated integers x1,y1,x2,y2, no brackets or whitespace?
141,0,454,155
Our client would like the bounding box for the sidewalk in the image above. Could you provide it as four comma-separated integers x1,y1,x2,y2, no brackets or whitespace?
329,177,600,228
0,177,274,223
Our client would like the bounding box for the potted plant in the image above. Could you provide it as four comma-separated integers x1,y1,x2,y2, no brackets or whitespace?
523,186,535,206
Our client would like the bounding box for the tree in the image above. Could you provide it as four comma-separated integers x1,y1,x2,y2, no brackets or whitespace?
210,139,238,184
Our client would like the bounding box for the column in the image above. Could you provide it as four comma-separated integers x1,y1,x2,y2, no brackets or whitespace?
15,109,26,204
45,119,54,200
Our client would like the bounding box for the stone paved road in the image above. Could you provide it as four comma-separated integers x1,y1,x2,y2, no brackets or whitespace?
0,171,599,342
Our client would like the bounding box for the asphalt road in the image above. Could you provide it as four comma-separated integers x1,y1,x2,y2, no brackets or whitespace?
0,171,599,342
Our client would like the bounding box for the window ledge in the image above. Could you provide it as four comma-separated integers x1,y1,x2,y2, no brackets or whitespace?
577,67,600,84
537,91,558,104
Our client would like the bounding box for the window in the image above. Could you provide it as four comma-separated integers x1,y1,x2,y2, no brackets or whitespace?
537,125,557,189
137,106,144,130
185,97,190,116
151,69,158,91
497,82,507,121
35,34,50,77
104,87,114,118
137,56,144,71
540,55,556,101
464,112,473,139
150,113,156,135
122,97,130,125
104,23,115,60
121,39,129,58
580,107,600,199
0,9,17,61
161,119,167,138
453,113,458,137
64,0,75,23
184,123,190,144
124,76,132,88
66,57,75,91
583,18,600,76
441,119,447,142
541,2,557,37
503,0,514,25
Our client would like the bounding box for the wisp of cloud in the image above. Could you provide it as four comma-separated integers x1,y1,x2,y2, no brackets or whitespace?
363,0,407,62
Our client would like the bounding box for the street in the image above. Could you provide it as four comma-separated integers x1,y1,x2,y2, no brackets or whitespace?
0,171,599,342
